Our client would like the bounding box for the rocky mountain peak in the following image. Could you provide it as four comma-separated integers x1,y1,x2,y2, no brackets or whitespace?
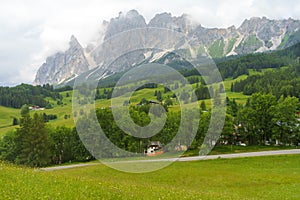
148,12,191,33
227,25,236,32
34,10,300,86
34,34,89,85
238,16,270,34
125,9,141,18
104,9,146,40
70,35,80,46
68,35,84,55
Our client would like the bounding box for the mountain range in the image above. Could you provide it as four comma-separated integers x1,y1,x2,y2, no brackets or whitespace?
34,10,300,86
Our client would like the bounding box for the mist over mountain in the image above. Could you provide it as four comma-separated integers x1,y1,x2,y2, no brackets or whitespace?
34,10,300,86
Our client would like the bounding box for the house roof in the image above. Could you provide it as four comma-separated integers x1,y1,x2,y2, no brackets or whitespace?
148,141,162,147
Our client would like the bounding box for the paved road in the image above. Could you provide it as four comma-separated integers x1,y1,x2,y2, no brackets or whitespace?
40,163,99,171
40,149,300,171
177,149,300,162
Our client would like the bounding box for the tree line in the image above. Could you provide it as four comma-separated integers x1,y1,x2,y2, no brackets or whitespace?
1,92,299,167
0,105,91,167
216,42,300,79
0,84,61,108
235,94,300,145
179,42,300,80
231,65,300,98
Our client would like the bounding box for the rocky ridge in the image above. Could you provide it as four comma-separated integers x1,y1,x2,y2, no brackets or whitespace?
34,10,300,85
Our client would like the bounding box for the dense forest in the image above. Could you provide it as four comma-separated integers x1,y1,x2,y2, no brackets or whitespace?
231,65,300,98
216,42,300,78
0,105,91,167
178,42,300,81
0,84,61,108
1,91,299,167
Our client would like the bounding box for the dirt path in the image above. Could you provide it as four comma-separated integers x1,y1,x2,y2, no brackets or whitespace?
40,149,300,171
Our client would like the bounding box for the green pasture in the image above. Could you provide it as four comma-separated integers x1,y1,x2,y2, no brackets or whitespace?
1,155,300,199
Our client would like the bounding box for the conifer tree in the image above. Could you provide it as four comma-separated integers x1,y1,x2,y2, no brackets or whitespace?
15,110,51,167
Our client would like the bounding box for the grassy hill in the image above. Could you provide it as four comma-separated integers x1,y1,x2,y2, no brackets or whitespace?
1,154,300,199
0,106,19,137
0,68,275,137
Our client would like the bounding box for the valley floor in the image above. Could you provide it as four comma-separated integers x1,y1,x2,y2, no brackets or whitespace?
1,152,299,199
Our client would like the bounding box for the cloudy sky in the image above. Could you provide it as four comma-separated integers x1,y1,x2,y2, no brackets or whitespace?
0,0,300,86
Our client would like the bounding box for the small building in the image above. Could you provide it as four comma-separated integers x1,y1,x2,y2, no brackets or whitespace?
145,141,163,156
29,106,45,111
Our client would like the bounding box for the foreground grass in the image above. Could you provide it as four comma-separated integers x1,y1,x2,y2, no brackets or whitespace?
1,155,300,199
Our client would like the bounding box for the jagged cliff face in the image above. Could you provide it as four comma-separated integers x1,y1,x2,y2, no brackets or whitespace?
148,12,192,34
34,36,90,85
34,10,300,85
235,17,300,54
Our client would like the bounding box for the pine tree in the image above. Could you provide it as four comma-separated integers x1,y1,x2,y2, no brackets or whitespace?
157,91,162,102
20,104,29,117
15,113,51,167
12,117,18,126
200,101,207,111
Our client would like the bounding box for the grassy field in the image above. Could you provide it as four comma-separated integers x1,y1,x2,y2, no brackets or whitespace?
0,106,19,137
1,154,300,199
0,69,269,137
0,106,19,127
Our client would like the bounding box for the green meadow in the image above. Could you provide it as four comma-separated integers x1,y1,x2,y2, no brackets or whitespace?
0,71,257,136
0,68,299,199
0,69,273,137
1,155,300,199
